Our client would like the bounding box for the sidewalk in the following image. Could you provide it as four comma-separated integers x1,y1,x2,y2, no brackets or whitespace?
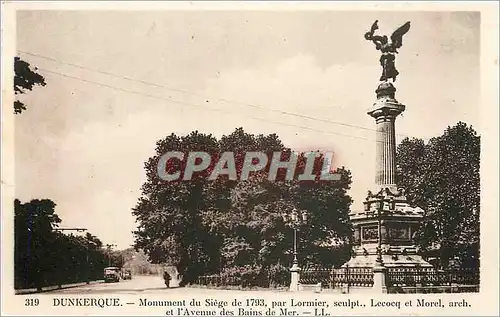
15,280,104,295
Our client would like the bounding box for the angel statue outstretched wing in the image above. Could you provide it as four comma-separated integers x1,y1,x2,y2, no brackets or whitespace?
364,20,388,51
365,20,411,53
390,21,411,51
364,20,379,40
364,20,411,82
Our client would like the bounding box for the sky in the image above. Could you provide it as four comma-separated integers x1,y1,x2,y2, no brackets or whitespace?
15,10,480,249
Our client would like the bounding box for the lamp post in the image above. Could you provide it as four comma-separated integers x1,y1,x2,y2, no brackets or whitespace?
286,208,308,292
376,200,384,266
372,199,387,293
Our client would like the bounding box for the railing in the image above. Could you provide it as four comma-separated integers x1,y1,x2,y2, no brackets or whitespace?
386,267,479,293
390,284,479,294
333,267,374,287
197,274,242,287
386,267,480,287
196,273,277,288
299,266,374,289
196,266,479,294
299,269,332,288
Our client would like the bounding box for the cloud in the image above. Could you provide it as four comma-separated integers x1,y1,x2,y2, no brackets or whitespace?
203,54,383,209
14,11,479,248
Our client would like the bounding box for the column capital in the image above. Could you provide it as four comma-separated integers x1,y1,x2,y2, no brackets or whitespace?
367,99,405,120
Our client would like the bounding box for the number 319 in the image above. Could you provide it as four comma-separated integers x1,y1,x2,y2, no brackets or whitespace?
25,298,39,306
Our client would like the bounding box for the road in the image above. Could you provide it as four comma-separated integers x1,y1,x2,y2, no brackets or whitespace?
47,275,290,296
49,275,173,295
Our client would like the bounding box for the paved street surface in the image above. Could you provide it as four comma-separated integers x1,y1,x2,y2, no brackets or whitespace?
47,275,290,296
49,275,171,295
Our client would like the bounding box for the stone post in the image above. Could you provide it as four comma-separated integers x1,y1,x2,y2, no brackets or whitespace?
289,263,301,292
372,264,388,293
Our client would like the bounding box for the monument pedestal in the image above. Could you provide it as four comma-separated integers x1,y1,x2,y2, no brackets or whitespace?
346,186,432,268
345,186,433,264
344,187,433,293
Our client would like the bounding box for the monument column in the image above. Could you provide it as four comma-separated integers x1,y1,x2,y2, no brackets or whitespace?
368,83,405,191
343,19,433,295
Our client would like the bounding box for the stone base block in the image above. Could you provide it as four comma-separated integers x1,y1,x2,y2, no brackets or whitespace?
343,254,433,268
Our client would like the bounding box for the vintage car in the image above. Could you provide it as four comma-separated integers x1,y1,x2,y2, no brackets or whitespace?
122,269,132,280
104,267,121,283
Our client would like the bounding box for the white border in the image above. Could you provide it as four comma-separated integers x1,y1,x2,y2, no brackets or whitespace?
1,2,498,316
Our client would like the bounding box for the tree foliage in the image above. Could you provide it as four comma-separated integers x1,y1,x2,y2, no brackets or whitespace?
14,57,46,114
117,248,162,274
133,128,353,285
396,122,480,269
14,199,111,289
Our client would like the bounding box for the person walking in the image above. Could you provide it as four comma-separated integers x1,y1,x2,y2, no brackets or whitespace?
163,271,171,288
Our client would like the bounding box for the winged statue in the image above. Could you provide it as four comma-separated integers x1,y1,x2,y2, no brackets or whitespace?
365,20,411,82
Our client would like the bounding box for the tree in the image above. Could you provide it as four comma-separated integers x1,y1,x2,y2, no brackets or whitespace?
133,131,221,285
120,249,155,274
14,57,46,114
133,127,354,286
108,252,125,268
14,199,60,289
85,232,103,249
14,199,110,289
396,122,480,269
203,156,353,285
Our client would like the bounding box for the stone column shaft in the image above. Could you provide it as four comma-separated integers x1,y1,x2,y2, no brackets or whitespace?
368,84,405,190
375,116,397,186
